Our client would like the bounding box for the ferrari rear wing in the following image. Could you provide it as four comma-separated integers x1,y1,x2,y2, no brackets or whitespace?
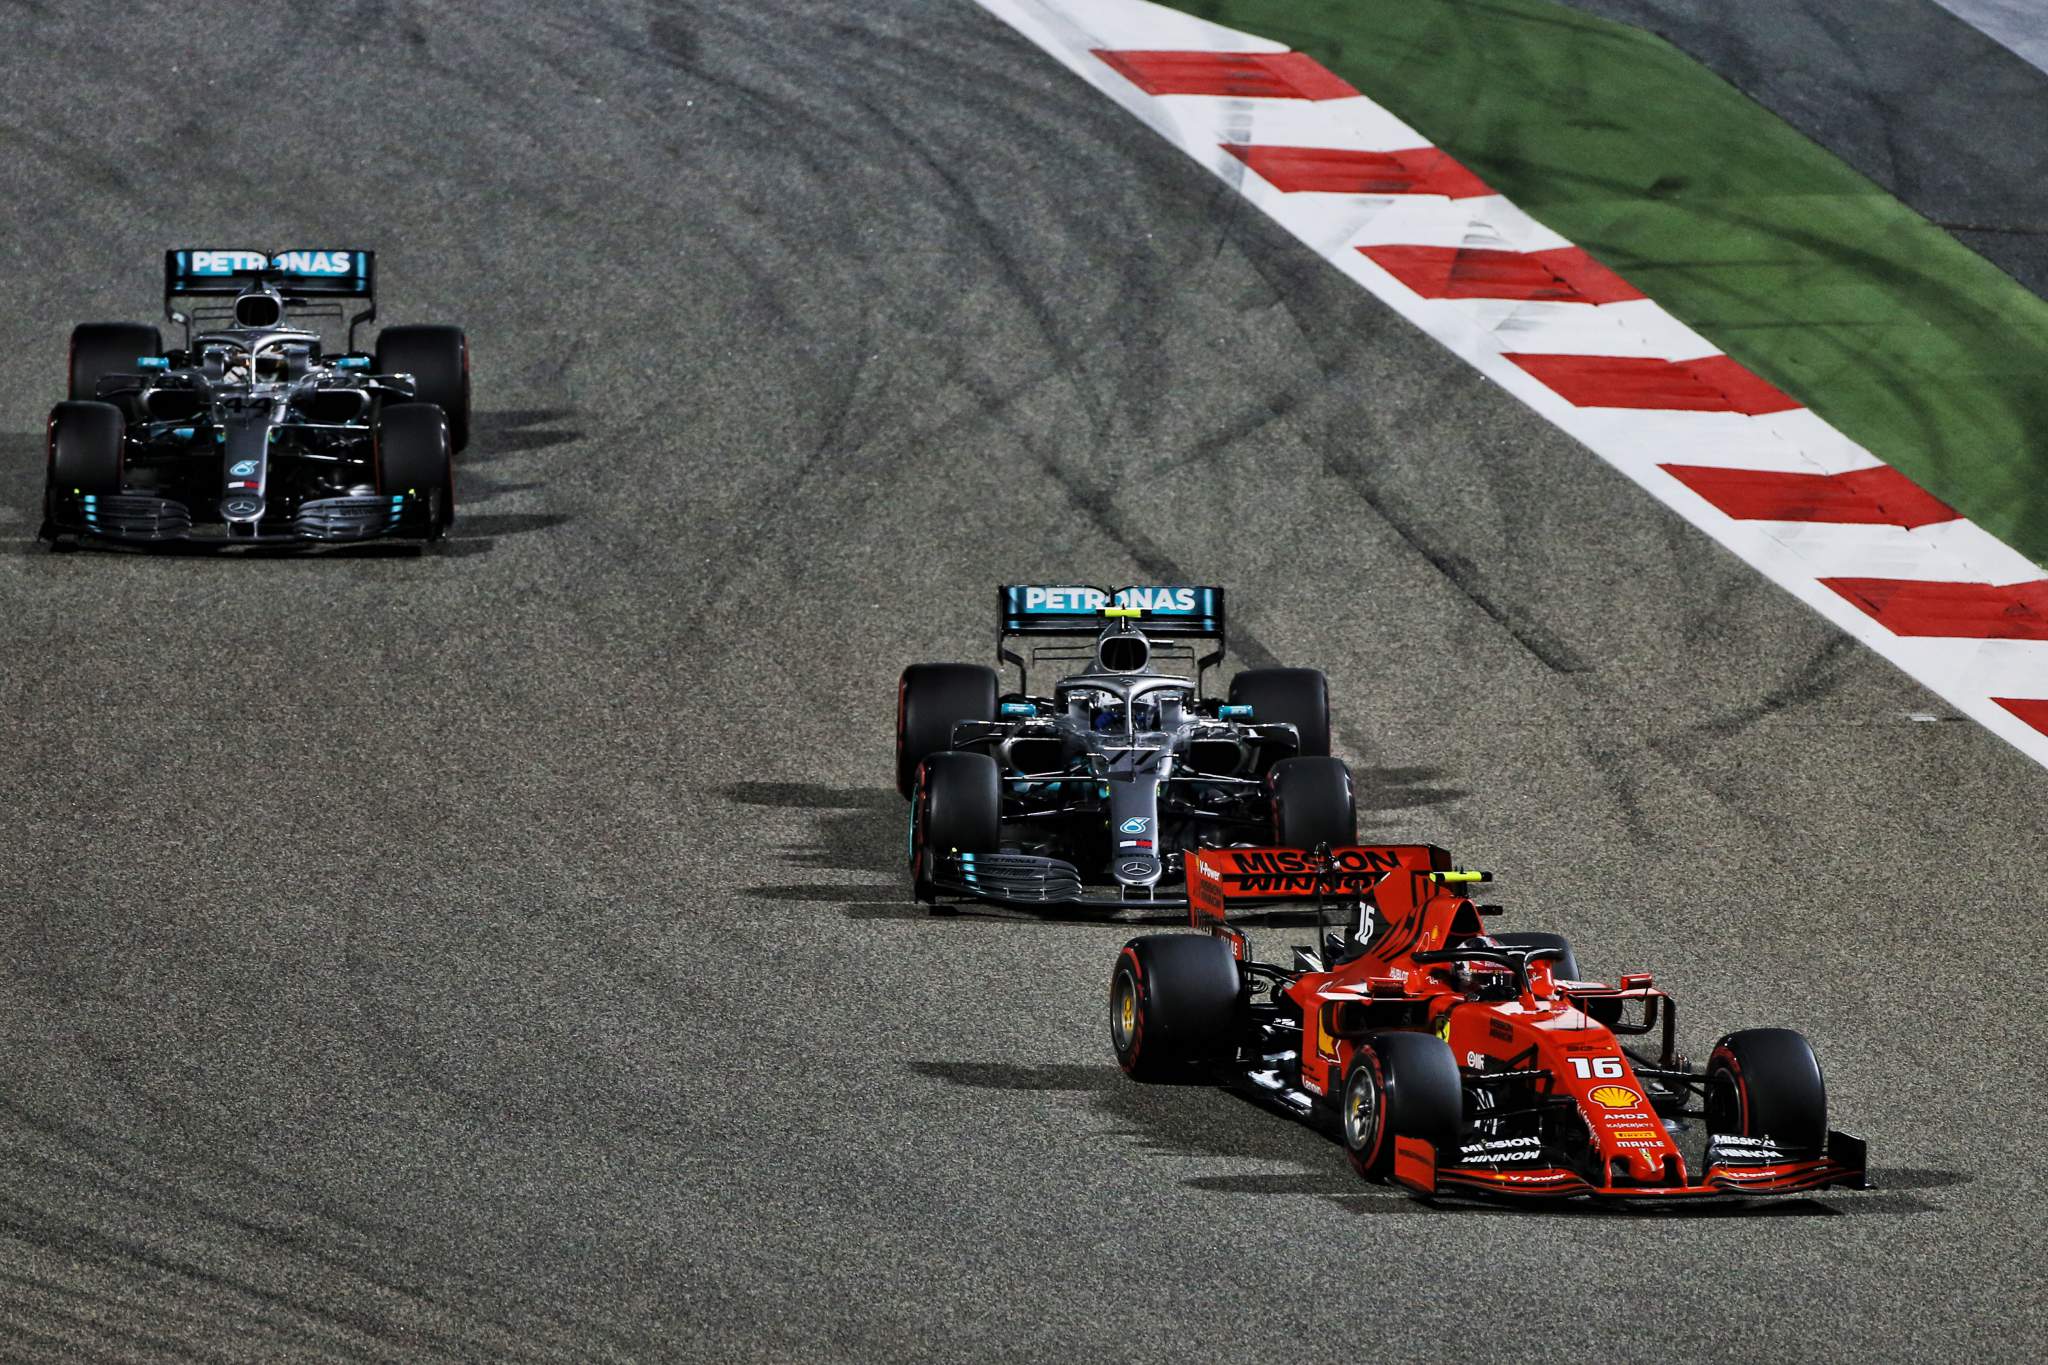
1184,844,1459,924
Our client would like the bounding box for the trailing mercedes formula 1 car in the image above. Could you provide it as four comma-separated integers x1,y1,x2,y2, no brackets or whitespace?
41,248,469,547
1111,845,1869,1201
898,585,1357,909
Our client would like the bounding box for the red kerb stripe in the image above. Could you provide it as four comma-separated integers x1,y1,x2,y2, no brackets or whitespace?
1506,353,1801,414
1820,578,2048,641
1222,144,1492,197
1092,50,1357,100
1660,464,1957,529
1362,245,1643,304
1995,698,2048,738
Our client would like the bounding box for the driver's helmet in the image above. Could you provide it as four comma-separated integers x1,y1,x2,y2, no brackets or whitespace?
256,342,312,384
1446,939,1514,997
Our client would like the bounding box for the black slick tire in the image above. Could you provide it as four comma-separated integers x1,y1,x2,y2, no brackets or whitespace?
1269,755,1357,849
1229,666,1331,757
375,401,455,533
909,751,999,902
1706,1027,1828,1153
1342,1032,1463,1180
45,401,126,536
1110,934,1243,1082
69,323,163,402
896,663,997,798
376,324,471,454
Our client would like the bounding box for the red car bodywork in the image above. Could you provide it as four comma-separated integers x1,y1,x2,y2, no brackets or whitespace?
1184,844,1868,1200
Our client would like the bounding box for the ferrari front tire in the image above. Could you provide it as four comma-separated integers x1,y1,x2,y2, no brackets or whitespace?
1343,1033,1462,1179
1111,934,1243,1082
1707,1028,1827,1153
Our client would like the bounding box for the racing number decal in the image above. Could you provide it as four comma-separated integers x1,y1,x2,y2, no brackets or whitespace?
1568,1057,1625,1080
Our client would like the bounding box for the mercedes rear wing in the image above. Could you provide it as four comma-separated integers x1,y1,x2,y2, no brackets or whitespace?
162,248,378,348
996,584,1225,693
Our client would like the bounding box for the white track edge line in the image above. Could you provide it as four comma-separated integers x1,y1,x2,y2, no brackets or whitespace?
976,0,2048,772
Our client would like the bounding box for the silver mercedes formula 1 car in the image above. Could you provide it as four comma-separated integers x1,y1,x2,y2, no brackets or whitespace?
42,248,468,548
897,585,1358,910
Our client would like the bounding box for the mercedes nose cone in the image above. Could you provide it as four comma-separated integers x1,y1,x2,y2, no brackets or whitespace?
1113,852,1163,888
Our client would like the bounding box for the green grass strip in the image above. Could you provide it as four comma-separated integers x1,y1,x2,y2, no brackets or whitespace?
1160,0,2048,567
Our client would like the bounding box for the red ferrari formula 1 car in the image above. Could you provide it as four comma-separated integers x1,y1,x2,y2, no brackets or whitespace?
1110,845,1869,1201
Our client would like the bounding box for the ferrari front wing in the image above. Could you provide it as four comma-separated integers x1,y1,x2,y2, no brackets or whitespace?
1391,1130,1870,1200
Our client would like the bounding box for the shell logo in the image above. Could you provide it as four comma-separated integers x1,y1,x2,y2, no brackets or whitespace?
1587,1085,1642,1110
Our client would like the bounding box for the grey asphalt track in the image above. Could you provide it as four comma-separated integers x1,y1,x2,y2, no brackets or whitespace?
1,1,2043,1361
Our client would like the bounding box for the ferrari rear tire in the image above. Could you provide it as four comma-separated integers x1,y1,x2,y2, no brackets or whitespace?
909,751,999,902
376,324,471,454
895,663,996,798
1343,1033,1463,1179
1228,666,1331,758
69,322,163,401
45,401,126,534
1269,756,1357,850
1706,1027,1828,1153
1492,931,1581,982
375,401,455,532
1111,934,1243,1082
